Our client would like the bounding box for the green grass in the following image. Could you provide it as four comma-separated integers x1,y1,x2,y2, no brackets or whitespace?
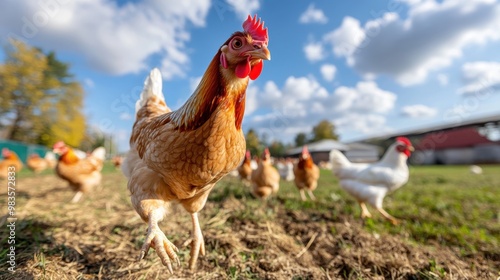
210,165,500,258
3,163,498,279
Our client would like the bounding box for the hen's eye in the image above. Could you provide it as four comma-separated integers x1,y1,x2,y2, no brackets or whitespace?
232,38,243,49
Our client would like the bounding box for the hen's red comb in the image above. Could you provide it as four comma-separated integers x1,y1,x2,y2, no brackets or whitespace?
53,141,66,149
243,14,268,43
396,137,412,146
302,145,309,155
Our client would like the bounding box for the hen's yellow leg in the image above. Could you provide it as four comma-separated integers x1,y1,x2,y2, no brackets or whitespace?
307,190,316,201
189,212,206,270
299,189,307,201
359,202,372,219
376,207,399,225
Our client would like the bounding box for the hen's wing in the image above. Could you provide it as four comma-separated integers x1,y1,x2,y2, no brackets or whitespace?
330,149,369,179
56,157,103,184
339,179,388,208
353,165,408,188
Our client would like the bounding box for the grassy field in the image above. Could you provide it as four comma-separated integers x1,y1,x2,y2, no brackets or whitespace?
0,163,498,279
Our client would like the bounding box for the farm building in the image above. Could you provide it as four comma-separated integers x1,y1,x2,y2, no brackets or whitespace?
412,127,500,165
285,139,380,164
344,142,381,163
352,113,500,165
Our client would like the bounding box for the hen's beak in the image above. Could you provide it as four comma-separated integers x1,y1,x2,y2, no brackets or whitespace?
408,146,415,152
248,45,271,61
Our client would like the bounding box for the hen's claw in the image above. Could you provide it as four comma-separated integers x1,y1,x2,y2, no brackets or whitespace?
139,226,180,273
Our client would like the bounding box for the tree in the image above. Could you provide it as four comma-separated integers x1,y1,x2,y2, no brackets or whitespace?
0,39,86,147
311,120,339,142
295,132,308,147
268,140,286,157
0,40,47,141
245,129,261,157
80,127,118,156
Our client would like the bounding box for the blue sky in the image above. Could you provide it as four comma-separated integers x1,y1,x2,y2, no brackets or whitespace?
1,0,500,152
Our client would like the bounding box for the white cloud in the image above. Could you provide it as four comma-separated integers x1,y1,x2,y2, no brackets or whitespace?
282,76,328,100
84,78,95,88
225,0,260,20
242,77,396,143
401,104,437,118
334,113,391,135
299,4,328,24
0,0,211,79
458,61,500,95
330,81,397,113
189,76,203,92
320,64,337,81
303,41,326,62
119,112,133,121
324,0,500,86
324,16,365,59
437,74,449,86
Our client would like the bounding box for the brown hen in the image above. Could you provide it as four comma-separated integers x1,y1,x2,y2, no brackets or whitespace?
53,142,106,203
121,15,271,272
293,146,320,201
251,148,280,199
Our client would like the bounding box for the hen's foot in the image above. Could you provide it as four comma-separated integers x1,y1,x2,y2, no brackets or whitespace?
139,225,180,273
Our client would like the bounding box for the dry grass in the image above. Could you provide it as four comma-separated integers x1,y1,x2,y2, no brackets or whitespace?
0,163,498,279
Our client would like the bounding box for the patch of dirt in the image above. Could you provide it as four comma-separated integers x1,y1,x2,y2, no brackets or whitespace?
0,173,497,279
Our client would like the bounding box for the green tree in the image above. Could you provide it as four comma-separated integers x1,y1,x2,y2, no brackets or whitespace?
0,39,86,147
0,39,47,141
268,140,286,157
295,132,308,146
245,129,261,157
311,120,339,142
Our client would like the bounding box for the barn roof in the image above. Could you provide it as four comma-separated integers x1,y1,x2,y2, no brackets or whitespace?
286,139,348,156
346,142,380,151
416,127,495,150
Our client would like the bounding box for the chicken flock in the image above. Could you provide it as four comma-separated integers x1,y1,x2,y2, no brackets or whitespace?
0,14,418,274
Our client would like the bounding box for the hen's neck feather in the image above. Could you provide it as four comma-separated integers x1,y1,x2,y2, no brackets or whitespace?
59,149,79,165
169,51,248,131
379,144,407,166
298,158,314,169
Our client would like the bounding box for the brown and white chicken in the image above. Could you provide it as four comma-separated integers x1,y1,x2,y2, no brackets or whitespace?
329,137,414,224
250,148,280,199
293,146,320,201
121,15,270,272
53,142,106,203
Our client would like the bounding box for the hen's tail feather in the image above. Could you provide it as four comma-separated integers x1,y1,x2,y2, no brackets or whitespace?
329,149,350,172
91,147,106,162
135,68,168,117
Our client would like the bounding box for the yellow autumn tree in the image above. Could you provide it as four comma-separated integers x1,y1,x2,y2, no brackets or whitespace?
0,39,86,147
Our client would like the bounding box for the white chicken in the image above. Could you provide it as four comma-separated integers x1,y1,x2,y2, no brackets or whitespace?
276,158,294,181
329,137,414,225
